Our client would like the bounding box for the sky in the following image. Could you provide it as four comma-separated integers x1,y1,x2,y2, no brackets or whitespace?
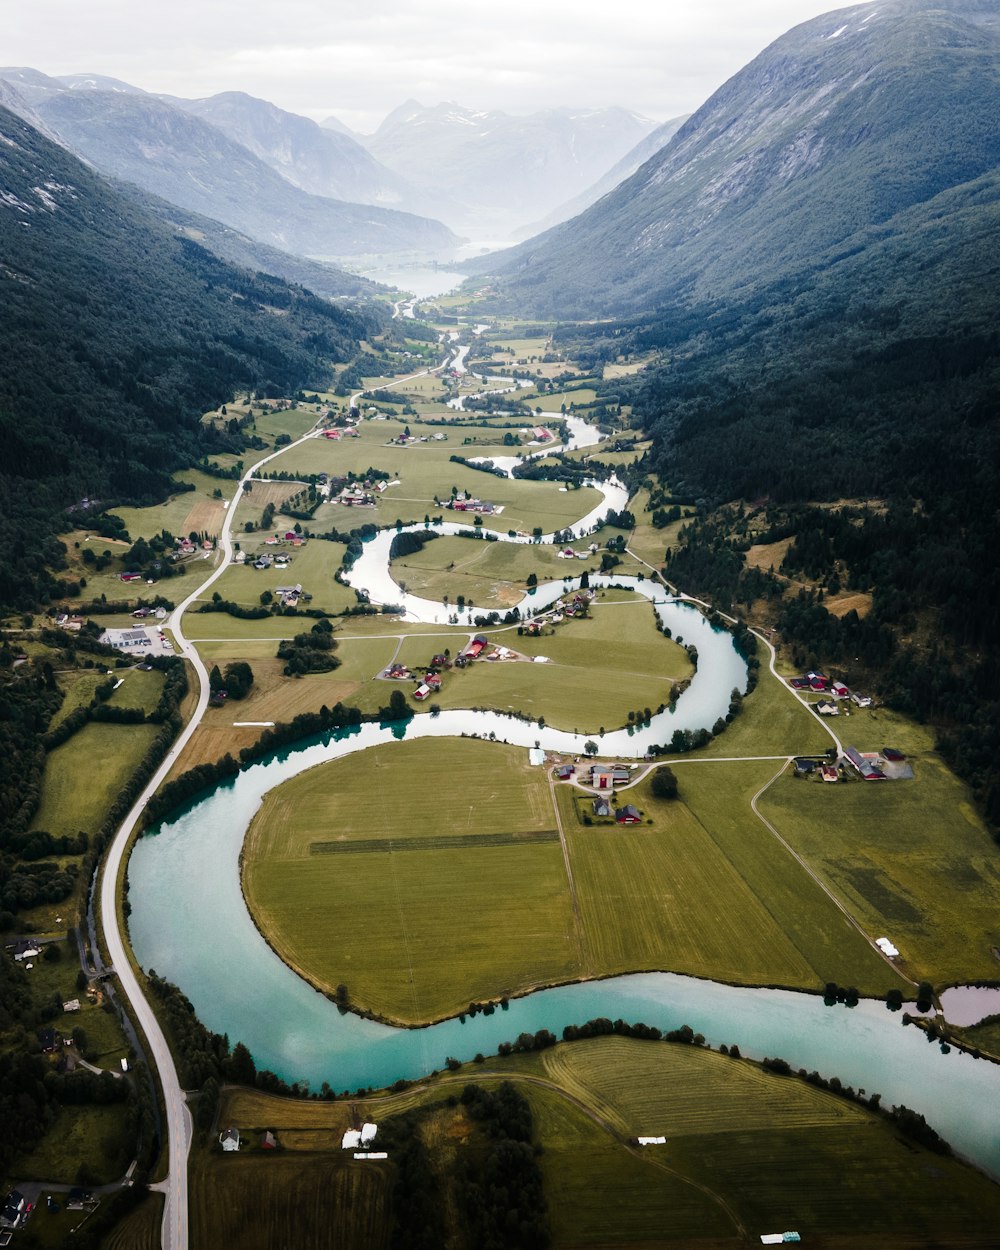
5,0,863,133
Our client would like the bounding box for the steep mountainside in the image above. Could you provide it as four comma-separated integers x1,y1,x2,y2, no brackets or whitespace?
0,103,378,606
515,114,688,238
476,0,1000,315
124,185,382,299
175,91,417,211
13,84,456,260
365,100,656,234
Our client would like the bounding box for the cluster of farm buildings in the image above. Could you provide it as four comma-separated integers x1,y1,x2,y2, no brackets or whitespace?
788,670,872,714
384,634,527,700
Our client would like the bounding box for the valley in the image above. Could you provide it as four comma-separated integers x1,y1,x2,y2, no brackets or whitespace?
3,2,1000,1247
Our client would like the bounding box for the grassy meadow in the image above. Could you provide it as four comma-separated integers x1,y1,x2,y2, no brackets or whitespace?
239,707,906,1027
757,754,1000,985
33,722,160,839
112,468,230,541
242,739,580,1022
203,1038,1000,1249
385,592,692,730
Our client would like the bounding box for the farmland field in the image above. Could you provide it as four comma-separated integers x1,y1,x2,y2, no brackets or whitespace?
387,593,692,731
112,468,229,541
240,718,903,1027
189,1151,391,1250
33,721,160,838
204,1039,1000,1249
242,739,579,1022
195,538,355,615
758,755,1000,985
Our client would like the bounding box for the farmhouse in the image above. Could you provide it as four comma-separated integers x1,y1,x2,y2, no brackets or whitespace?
592,796,612,817
815,700,839,716
464,634,488,660
843,746,886,780
617,804,641,824
219,1127,241,1152
555,764,575,780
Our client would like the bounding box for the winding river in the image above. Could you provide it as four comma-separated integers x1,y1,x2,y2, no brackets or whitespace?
126,406,1000,1182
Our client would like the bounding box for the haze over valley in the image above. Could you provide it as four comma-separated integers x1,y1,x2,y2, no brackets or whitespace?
2,3,1000,1248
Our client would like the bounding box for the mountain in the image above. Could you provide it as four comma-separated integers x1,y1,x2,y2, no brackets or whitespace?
475,0,1000,315
174,91,416,210
122,185,382,299
0,101,379,606
320,113,360,139
364,100,657,235
514,113,689,239
0,76,458,261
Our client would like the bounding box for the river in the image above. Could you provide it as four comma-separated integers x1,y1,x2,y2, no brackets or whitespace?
125,393,1000,1181
128,704,1000,1176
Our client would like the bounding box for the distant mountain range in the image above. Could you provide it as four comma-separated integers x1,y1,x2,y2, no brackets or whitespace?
0,68,664,255
472,0,1000,316
0,68,458,262
363,100,658,235
170,91,416,211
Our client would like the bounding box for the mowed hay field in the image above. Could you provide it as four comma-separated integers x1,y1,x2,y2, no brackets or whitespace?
533,1038,1000,1246
113,468,228,540
560,761,896,995
758,755,1000,985
189,1152,390,1250
242,739,580,1022
32,721,161,837
206,1041,1000,1249
169,639,399,774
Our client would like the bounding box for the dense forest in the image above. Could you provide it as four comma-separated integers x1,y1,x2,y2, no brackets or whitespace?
0,102,381,610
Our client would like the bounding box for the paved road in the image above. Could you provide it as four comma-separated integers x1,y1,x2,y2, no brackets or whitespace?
98,422,326,1250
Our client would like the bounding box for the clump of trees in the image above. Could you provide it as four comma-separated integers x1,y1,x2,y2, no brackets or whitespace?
650,765,679,799
276,620,341,676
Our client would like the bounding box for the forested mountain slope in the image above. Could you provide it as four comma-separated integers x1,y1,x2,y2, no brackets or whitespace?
0,103,379,607
475,0,1000,316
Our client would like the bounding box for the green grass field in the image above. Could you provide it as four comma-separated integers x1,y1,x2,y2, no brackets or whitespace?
391,533,610,609
249,417,603,535
209,1038,1000,1249
688,661,833,758
757,755,1000,985
242,739,579,1022
380,593,692,731
108,667,165,715
240,723,902,1028
112,468,230,541
196,539,356,616
33,722,160,839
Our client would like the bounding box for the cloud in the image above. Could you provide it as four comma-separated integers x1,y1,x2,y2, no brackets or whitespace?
4,0,864,130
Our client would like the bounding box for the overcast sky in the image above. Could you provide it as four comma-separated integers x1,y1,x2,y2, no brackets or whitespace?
7,0,861,133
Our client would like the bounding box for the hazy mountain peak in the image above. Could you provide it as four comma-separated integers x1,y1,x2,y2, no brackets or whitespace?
57,73,148,94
